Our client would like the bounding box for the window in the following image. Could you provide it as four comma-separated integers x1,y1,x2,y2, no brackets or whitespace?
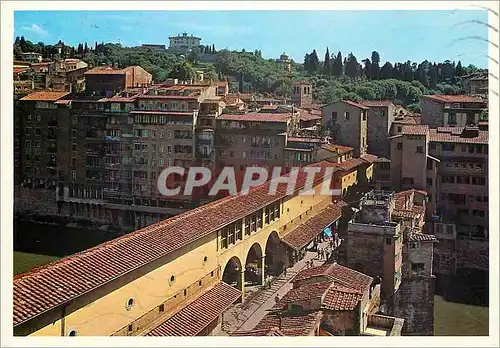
331,112,338,123
426,178,433,187
385,237,392,245
68,330,77,336
167,145,172,153
362,112,366,121
442,143,455,152
35,128,41,136
345,112,350,120
472,210,485,217
126,298,135,310
458,209,469,216
199,280,202,286
128,324,133,332
71,171,76,179
169,275,175,285
416,146,423,154
411,263,425,271
397,142,403,150
397,126,402,133
184,289,187,296
409,242,420,249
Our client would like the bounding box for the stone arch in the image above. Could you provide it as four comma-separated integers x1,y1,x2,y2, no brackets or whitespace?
265,231,287,276
222,256,243,291
244,242,264,285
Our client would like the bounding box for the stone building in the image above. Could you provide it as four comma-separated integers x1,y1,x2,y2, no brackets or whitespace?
321,100,368,157
343,189,437,335
461,71,488,96
359,100,397,157
233,262,404,336
292,81,313,107
168,32,202,54
420,95,487,128
84,66,152,97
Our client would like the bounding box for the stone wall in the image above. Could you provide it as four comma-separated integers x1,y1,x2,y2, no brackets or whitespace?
14,187,57,216
433,238,456,275
393,278,434,335
456,239,489,271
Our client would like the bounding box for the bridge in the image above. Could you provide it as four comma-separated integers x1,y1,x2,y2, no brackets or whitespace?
13,160,363,337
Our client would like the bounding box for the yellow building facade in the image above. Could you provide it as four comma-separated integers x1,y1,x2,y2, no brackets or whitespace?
16,162,343,337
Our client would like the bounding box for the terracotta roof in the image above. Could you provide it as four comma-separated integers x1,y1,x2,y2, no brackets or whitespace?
343,100,369,110
254,311,323,336
408,232,438,243
85,66,127,75
231,328,285,336
321,144,354,155
299,110,322,121
392,210,420,219
13,67,29,74
293,263,372,291
360,100,395,107
360,153,378,164
323,284,364,311
422,95,486,104
136,95,199,100
217,113,291,123
20,91,70,101
300,104,324,110
282,202,346,250
215,81,228,86
394,189,427,211
429,128,488,144
402,125,429,136
146,282,241,336
273,281,332,310
12,161,340,326
393,116,418,125
284,148,314,152
30,62,50,67
333,158,366,172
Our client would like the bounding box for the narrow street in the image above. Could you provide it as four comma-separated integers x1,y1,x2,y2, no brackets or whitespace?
221,240,335,334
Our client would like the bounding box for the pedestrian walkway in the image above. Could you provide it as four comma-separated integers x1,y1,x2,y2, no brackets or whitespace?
221,240,333,334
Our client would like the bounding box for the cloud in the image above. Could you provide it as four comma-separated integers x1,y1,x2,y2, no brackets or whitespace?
21,24,49,37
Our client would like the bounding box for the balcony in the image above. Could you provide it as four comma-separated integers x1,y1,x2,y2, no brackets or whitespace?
196,151,214,159
196,138,213,145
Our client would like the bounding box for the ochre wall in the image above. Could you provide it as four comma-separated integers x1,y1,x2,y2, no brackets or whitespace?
29,180,333,336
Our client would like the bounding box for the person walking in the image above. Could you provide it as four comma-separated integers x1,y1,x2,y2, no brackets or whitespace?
317,248,321,259
283,267,287,277
275,295,280,305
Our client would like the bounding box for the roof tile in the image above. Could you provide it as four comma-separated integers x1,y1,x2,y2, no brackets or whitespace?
146,282,241,336
20,91,70,101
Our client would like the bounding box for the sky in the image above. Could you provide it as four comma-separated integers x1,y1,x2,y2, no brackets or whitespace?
14,10,490,68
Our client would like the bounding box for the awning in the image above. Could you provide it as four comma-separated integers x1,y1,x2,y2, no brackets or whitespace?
282,201,347,250
146,282,241,336
323,227,332,238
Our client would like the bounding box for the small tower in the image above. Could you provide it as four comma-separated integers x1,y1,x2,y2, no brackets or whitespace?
292,81,313,107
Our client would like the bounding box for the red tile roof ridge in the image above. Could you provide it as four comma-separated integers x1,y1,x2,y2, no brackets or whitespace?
343,100,370,109
329,283,363,295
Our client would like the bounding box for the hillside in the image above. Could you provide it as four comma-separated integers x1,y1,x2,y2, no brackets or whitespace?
14,37,485,111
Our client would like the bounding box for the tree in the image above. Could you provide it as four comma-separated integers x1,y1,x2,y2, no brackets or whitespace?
362,58,372,79
20,36,27,52
455,61,465,77
323,47,331,78
332,51,343,77
429,63,438,89
370,51,380,80
212,44,216,53
345,53,361,79
380,62,394,79
84,42,89,54
169,61,196,81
